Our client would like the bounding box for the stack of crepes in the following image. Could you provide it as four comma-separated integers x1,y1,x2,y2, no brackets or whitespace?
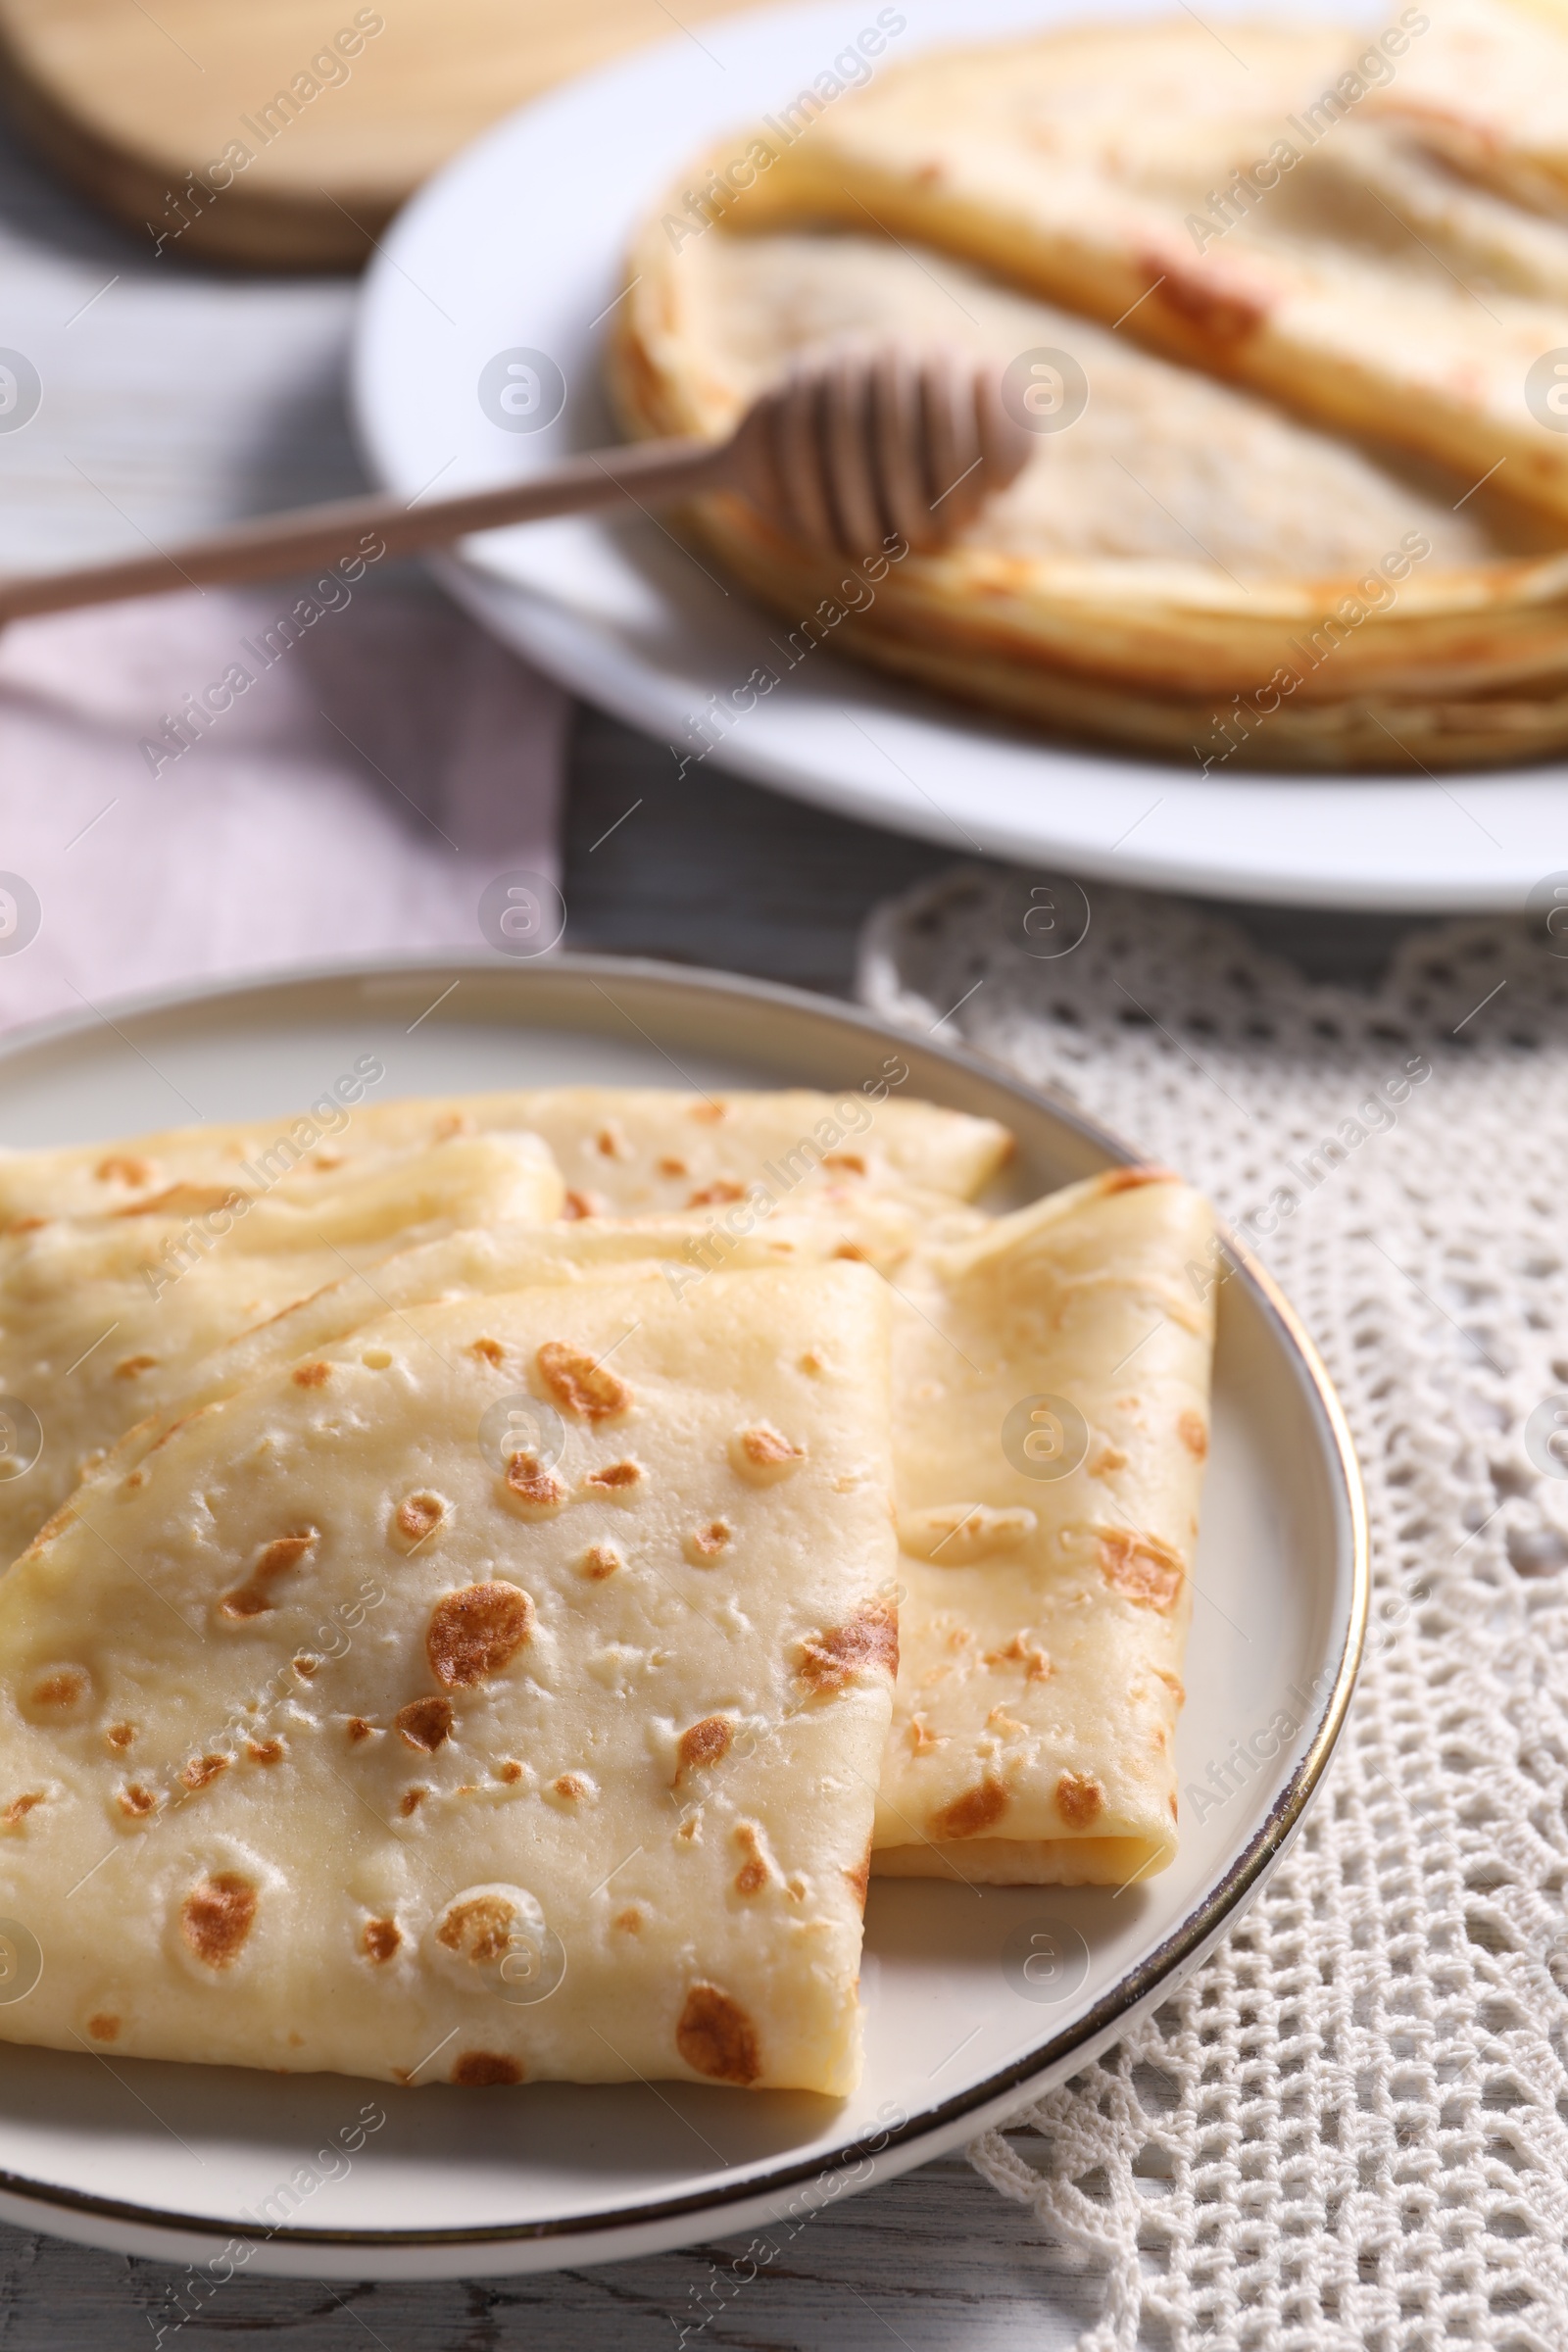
611,0,1568,770
0,1084,1212,2093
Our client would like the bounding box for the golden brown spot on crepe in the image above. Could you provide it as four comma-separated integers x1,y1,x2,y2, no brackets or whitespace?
538,1342,631,1421
984,1634,1052,1682
562,1190,608,1220
908,1714,945,1754
504,1454,566,1510
106,1722,136,1751
1149,254,1269,341
399,1787,429,1817
452,2051,523,2086
181,1754,229,1791
293,1655,318,1679
6,1215,47,1234
1099,1530,1186,1612
799,1348,826,1373
797,1598,898,1691
396,1491,447,1544
114,1353,158,1380
687,1179,743,1206
580,1544,621,1581
427,1582,533,1687
585,1458,643,1494
222,1529,318,1620
1088,1440,1128,1478
86,2013,119,2042
2,1791,44,1826
438,1893,514,1963
121,1470,148,1495
311,1148,345,1169
596,1122,630,1158
553,1772,589,1799
833,1244,869,1261
362,1917,401,1963
658,1155,689,1178
469,1337,508,1368
735,1860,766,1896
1102,1166,1176,1192
734,1422,806,1479
823,1151,866,1174
676,1811,702,1843
96,1153,156,1186
987,1705,1027,1737
614,1906,643,1933
181,1872,257,1968
1178,1410,1209,1461
1170,1791,1179,1821
688,1101,728,1124
117,1782,159,1818
676,1716,732,1784
932,1777,1008,1840
29,1667,88,1710
685,1519,733,1563
291,1361,331,1389
395,1697,454,1753
844,1838,872,1904
1154,1668,1186,1705
1055,1771,1104,1829
677,1984,760,2084
346,1716,378,1743
247,1738,284,1766
432,1111,474,1142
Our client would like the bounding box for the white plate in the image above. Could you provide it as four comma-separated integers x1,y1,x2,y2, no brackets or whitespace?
351,0,1568,913
0,956,1364,2279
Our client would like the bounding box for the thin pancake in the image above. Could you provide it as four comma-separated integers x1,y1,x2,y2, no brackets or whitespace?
0,1135,564,1569
612,9,1568,762
873,1170,1213,1885
0,1265,896,2091
0,1087,1010,1226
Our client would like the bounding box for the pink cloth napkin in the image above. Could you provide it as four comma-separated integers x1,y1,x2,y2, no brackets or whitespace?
0,580,568,1034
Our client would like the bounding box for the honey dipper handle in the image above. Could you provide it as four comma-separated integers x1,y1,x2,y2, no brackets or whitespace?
0,435,736,625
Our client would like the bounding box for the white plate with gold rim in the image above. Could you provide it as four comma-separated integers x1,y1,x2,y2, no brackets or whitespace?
351,0,1568,913
0,955,1363,2278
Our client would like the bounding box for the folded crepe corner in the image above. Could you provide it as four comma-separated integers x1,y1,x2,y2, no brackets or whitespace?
0,1264,899,2093
873,1168,1215,1886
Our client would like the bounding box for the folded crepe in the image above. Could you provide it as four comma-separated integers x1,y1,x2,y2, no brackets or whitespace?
1361,0,1568,213
612,9,1568,765
874,1170,1214,1885
0,1135,564,1570
0,1264,897,2091
0,1087,1010,1226
54,1165,1215,1888
718,13,1568,514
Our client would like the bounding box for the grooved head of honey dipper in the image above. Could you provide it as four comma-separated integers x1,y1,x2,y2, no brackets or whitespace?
728,342,1033,563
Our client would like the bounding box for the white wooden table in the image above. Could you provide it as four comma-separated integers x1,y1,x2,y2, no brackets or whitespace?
0,107,1416,2349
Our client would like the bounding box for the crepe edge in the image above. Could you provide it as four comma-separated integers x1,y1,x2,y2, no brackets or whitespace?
871,1833,1175,1884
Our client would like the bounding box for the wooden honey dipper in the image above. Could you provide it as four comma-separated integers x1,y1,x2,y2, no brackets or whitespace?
0,344,1033,624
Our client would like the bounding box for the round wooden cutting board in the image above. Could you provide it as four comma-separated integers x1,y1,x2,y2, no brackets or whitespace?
0,0,760,270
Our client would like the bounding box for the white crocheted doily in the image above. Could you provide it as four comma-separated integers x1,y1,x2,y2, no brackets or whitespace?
859,865,1568,2352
